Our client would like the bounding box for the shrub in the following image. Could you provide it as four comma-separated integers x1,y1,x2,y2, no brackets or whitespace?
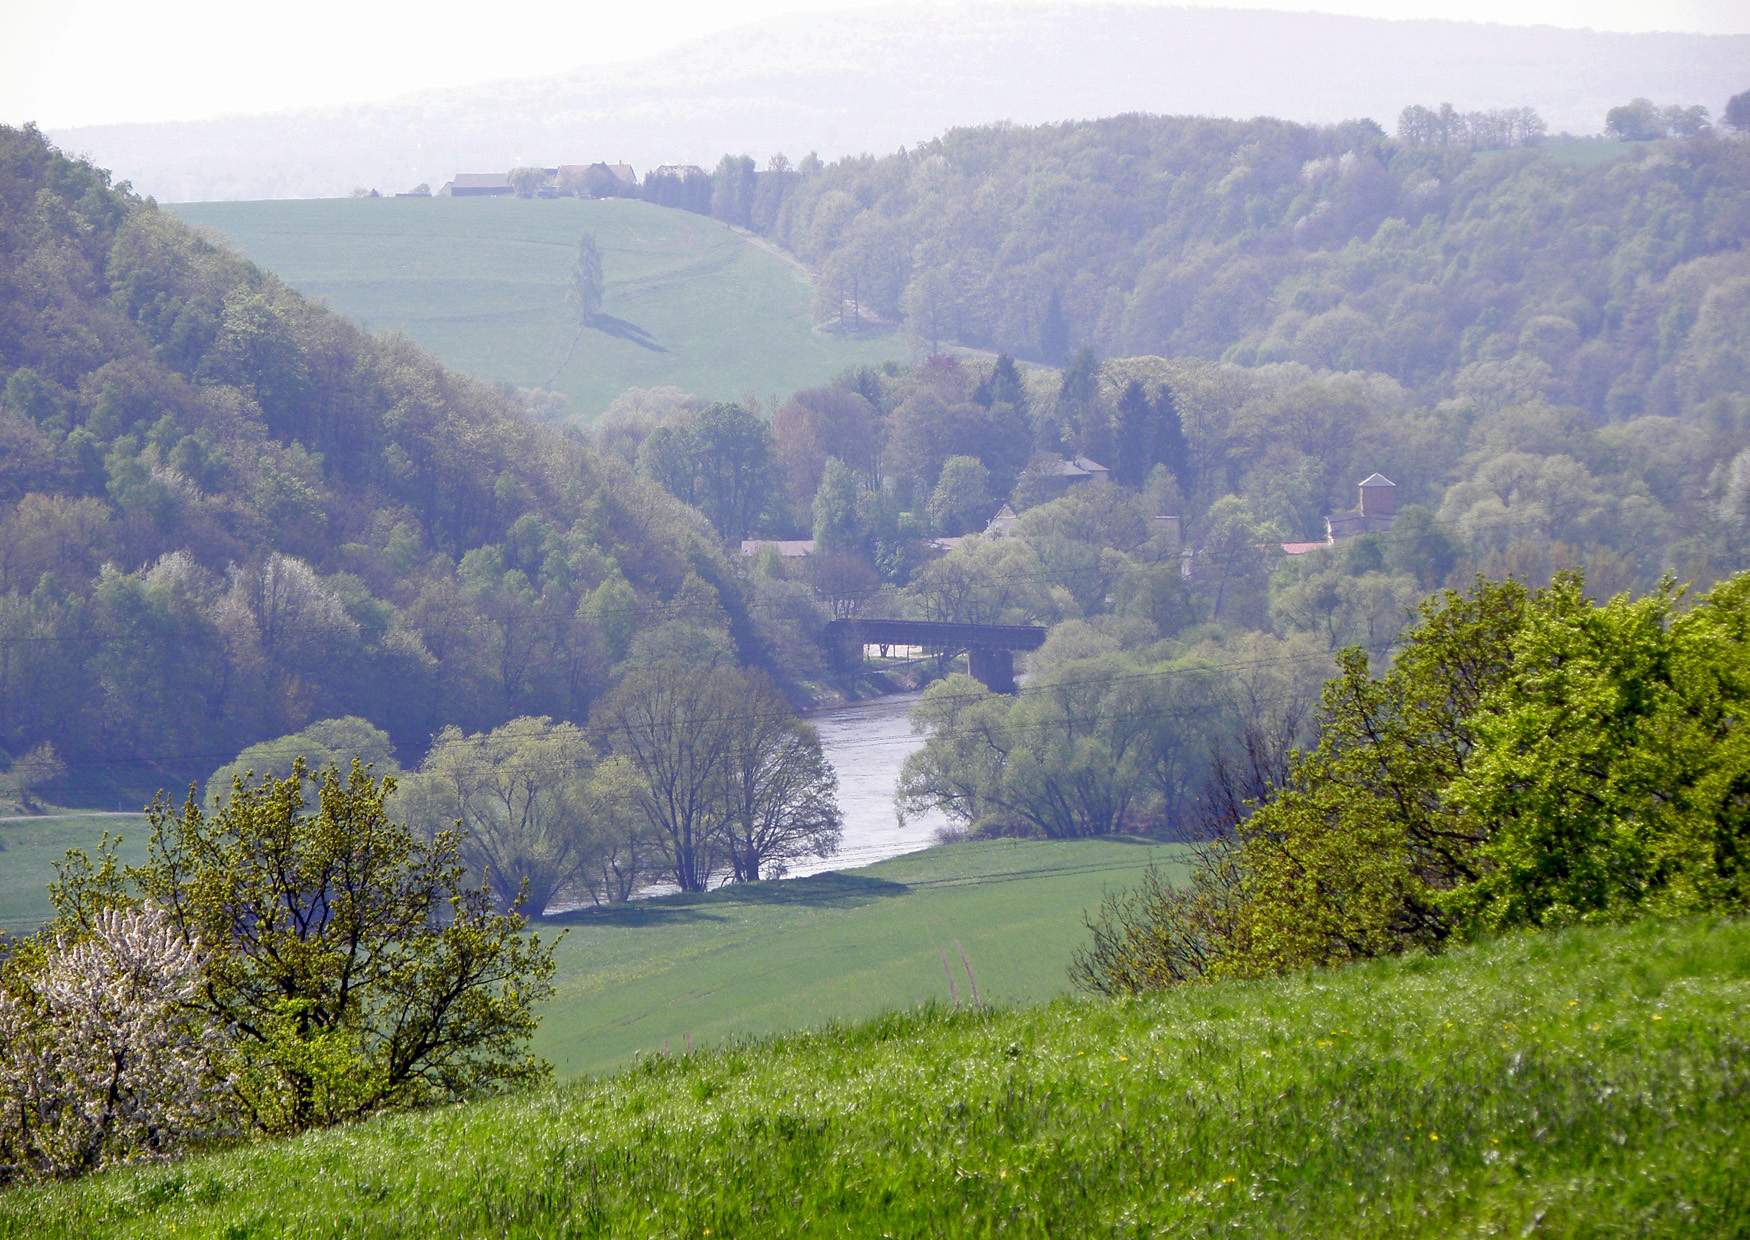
1075,571,1750,994
0,904,229,1183
1069,847,1246,995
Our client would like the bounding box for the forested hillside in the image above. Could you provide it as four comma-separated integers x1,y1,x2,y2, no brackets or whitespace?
0,125,758,799
743,114,1750,421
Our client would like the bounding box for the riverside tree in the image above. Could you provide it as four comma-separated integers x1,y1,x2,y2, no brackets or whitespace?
718,672,842,881
48,761,557,1135
594,661,841,890
401,716,595,916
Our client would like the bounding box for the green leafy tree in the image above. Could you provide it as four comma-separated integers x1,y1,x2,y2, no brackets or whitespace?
205,716,398,807
507,167,549,197
691,403,776,542
1726,89,1750,134
928,455,992,535
567,233,604,324
1605,98,1666,141
1226,580,1531,975
3,741,66,811
1444,573,1750,928
50,762,556,1135
1195,496,1281,625
593,661,742,892
812,456,866,554
638,404,774,542
402,717,595,916
716,672,842,881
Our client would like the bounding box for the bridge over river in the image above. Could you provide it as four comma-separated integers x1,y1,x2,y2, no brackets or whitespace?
824,618,1047,693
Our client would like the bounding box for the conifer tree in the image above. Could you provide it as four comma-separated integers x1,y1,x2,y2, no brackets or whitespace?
1151,382,1190,491
1113,379,1153,486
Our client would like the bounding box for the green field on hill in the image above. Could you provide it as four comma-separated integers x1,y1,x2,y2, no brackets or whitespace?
534,837,1176,1077
167,197,904,418
7,914,1742,1236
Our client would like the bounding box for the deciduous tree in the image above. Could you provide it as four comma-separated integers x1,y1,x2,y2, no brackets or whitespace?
50,762,556,1135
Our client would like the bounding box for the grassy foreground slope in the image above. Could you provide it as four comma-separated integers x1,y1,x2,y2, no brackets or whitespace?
168,197,902,417
5,916,1745,1237
13,916,1750,1231
534,838,1175,1076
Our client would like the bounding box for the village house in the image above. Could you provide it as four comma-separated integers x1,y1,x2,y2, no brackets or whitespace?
1325,473,1399,543
1280,472,1400,556
554,163,639,196
1023,454,1111,503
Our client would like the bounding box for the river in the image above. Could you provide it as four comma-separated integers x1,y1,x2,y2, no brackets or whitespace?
792,690,946,877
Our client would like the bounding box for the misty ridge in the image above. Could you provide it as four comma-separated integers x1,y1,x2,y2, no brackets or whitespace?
49,2,1750,203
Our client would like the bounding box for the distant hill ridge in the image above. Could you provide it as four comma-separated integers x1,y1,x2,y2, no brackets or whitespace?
49,3,1750,202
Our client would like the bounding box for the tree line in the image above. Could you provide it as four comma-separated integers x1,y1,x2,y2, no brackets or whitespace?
677,109,1749,427
214,660,842,916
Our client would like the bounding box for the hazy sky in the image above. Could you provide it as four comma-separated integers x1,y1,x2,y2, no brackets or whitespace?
8,0,1748,129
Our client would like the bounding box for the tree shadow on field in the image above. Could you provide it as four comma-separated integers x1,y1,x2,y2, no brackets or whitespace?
545,872,910,928
711,872,910,908
587,313,667,353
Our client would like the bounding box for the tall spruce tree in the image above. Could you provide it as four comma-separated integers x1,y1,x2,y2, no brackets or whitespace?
1113,379,1153,486
1056,348,1108,463
1151,382,1190,491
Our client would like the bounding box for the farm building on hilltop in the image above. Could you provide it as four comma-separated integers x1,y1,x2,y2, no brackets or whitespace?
555,163,639,196
439,173,514,197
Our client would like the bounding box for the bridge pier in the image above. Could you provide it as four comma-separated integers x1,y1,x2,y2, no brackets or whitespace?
967,648,1016,694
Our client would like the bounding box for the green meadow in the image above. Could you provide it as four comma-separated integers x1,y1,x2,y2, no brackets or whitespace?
534,837,1175,1076
0,825,1171,1079
6,914,1743,1236
0,814,146,937
167,196,904,417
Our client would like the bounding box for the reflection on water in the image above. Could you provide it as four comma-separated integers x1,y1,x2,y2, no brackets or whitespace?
791,691,945,878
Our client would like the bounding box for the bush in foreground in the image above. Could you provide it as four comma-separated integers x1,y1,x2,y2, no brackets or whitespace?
12,761,557,1165
0,905,227,1184
1078,571,1750,994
